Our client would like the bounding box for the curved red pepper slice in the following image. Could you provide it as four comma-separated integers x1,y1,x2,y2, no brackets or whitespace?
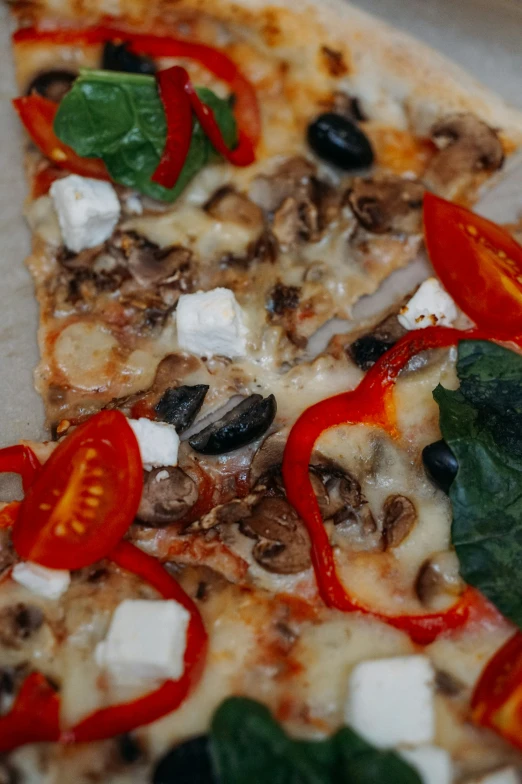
64,541,208,743
0,673,60,752
152,66,193,188
13,95,109,180
282,326,499,645
471,632,522,750
13,26,260,160
0,444,41,492
0,542,207,750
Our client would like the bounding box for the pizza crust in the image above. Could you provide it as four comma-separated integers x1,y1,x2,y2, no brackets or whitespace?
12,0,522,146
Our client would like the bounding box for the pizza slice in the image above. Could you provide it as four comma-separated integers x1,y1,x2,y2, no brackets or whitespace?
2,1,522,783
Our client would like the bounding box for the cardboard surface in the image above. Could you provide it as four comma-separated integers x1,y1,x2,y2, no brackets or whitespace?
1,0,521,450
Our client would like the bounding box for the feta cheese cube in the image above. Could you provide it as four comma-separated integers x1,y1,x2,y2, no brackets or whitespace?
95,599,190,683
50,175,121,253
399,746,453,784
398,278,457,331
176,288,248,358
12,562,71,600
465,769,520,784
344,655,435,748
129,418,180,471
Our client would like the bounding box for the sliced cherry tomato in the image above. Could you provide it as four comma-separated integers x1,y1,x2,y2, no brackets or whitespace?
13,95,109,180
12,411,142,570
472,632,522,751
424,192,522,339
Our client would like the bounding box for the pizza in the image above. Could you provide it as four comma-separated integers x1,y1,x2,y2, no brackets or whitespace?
2,0,522,782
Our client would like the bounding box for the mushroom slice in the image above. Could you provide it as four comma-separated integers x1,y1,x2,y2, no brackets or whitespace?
155,385,209,432
415,550,465,609
425,112,504,196
137,466,199,527
347,175,425,234
204,186,264,229
123,234,193,287
239,497,312,574
382,494,417,548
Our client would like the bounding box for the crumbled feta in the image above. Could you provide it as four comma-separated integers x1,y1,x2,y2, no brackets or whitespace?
124,192,143,215
129,418,180,471
12,562,71,600
465,769,520,784
344,655,435,748
176,288,249,358
398,277,457,331
95,599,190,684
50,175,121,253
399,746,453,784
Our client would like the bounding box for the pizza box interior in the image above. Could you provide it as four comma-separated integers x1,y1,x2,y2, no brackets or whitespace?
1,0,522,474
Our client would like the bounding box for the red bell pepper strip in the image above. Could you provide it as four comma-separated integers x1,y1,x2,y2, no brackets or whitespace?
282,326,498,645
0,673,60,752
0,541,207,750
63,541,208,743
0,501,22,529
0,445,41,492
152,66,194,188
13,95,109,180
13,26,261,158
471,632,522,750
153,65,254,188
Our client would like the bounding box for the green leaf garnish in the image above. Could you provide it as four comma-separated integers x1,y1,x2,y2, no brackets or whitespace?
210,697,421,783
54,69,237,202
434,339,522,627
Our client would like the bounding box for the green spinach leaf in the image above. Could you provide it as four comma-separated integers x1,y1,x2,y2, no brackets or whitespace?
54,70,236,202
210,697,421,784
434,339,522,627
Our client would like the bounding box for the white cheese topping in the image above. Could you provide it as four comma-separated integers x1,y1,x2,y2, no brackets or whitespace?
398,277,457,331
12,562,71,600
176,288,249,358
129,418,180,471
399,746,453,784
95,599,190,684
50,175,121,253
344,655,435,748
465,769,520,784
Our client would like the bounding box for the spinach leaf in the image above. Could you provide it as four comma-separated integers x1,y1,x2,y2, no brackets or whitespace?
210,697,421,784
54,70,236,202
434,339,522,627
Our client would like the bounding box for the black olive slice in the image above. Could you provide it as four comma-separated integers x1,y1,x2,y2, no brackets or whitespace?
307,112,374,171
155,385,209,432
26,70,77,102
152,736,216,784
189,394,277,455
102,41,156,75
422,439,458,494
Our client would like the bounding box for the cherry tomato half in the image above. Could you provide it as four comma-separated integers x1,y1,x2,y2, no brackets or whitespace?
423,192,522,339
12,411,143,570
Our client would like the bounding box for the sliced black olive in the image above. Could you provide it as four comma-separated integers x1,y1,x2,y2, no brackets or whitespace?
155,385,209,432
117,733,143,764
350,335,395,371
153,736,216,784
422,439,458,493
102,41,156,75
307,112,374,171
26,70,76,102
189,394,277,455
